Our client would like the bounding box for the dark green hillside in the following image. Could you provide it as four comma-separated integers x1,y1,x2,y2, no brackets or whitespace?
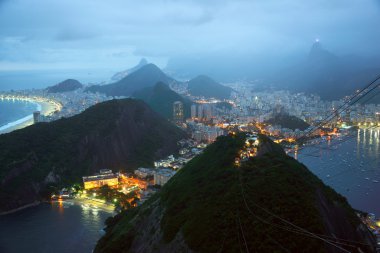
46,79,83,93
86,64,177,97
265,113,310,131
188,75,233,99
95,134,375,253
0,99,186,213
133,82,191,119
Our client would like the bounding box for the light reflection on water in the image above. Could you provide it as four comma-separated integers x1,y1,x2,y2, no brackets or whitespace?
297,129,380,216
0,201,113,253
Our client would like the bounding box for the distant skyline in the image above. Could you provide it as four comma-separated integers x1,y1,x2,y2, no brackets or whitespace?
0,0,380,73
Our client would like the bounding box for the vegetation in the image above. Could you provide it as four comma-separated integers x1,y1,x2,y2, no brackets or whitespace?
95,185,139,210
46,79,83,93
265,112,310,131
188,75,233,99
0,98,186,212
95,133,371,253
86,64,177,97
133,82,191,119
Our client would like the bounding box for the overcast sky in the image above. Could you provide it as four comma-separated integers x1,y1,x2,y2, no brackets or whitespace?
0,0,380,72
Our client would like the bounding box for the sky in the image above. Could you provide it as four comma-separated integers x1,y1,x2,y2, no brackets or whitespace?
0,0,380,84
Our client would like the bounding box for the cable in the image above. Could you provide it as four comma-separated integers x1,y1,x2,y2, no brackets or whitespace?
238,160,374,249
298,75,380,141
237,171,353,253
237,210,250,253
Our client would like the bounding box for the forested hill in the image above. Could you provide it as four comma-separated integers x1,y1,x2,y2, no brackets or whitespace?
0,99,186,213
95,133,376,253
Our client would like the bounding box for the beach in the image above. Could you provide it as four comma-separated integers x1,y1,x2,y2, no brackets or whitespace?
0,98,59,135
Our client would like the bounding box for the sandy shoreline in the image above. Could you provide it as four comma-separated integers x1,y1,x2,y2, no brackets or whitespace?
0,201,41,216
0,98,59,135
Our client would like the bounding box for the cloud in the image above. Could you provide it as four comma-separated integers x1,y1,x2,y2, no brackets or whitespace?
0,0,379,73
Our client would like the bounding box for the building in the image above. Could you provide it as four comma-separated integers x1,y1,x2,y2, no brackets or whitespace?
134,168,155,178
33,111,41,123
191,104,197,119
154,169,176,186
173,101,184,124
203,104,213,120
197,104,204,119
82,169,119,190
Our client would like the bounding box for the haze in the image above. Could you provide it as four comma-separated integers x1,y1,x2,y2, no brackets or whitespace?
0,0,380,88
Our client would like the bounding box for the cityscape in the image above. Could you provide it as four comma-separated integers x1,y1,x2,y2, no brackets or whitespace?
1,1,380,253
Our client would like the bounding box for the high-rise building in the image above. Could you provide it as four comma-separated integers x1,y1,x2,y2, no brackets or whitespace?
33,111,41,124
197,104,203,119
204,104,213,120
173,101,184,124
191,104,197,119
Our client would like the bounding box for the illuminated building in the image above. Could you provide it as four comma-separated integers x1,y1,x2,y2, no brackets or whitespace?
173,101,184,124
154,169,176,186
82,169,118,190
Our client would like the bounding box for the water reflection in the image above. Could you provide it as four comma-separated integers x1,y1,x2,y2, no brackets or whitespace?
0,201,113,253
297,128,380,216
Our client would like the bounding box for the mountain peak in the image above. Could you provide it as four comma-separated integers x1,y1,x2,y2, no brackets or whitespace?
87,64,177,97
46,79,83,93
110,58,149,81
308,41,336,62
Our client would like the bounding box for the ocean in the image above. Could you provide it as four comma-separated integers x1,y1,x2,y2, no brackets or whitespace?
298,128,380,216
0,100,39,130
0,69,114,91
0,201,112,253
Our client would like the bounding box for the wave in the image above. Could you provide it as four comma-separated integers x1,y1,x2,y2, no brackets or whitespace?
0,100,41,133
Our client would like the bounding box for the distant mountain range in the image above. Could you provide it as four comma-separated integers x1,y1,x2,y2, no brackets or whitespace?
276,41,380,101
111,58,148,82
46,79,83,93
87,63,233,101
187,75,233,100
0,99,186,213
165,43,380,101
86,64,177,97
133,82,192,119
95,133,376,253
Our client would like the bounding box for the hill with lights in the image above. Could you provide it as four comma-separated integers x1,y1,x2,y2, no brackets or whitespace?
95,133,376,253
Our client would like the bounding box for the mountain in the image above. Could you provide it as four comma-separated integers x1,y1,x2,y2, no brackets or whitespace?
111,58,148,82
276,42,380,101
86,64,177,97
187,75,233,99
0,99,186,213
133,82,192,119
95,133,376,253
46,79,83,93
265,113,310,131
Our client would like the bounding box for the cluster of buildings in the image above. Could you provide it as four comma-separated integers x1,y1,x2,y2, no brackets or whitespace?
1,88,112,124
187,121,225,143
359,213,380,251
190,103,214,121
235,133,260,165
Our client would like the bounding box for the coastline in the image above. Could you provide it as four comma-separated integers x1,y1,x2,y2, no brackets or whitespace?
0,99,58,135
0,198,115,216
0,201,40,216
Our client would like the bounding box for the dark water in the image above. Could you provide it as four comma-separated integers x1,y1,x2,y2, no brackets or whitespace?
297,128,380,216
0,202,112,253
0,100,38,127
0,129,378,253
